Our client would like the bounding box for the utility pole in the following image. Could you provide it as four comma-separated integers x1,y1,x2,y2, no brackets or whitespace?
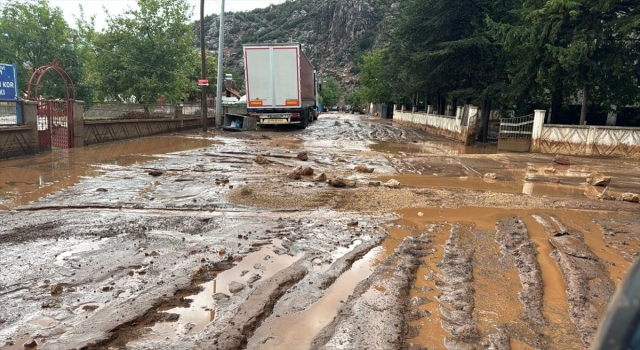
200,0,208,131
215,0,225,127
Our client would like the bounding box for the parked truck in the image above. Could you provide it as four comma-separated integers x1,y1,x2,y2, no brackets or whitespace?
243,43,318,129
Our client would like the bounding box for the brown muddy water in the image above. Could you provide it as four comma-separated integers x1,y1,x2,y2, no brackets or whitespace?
0,136,215,210
370,140,497,155
396,207,630,349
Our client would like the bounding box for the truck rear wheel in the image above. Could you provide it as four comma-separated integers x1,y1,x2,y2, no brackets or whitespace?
297,110,309,129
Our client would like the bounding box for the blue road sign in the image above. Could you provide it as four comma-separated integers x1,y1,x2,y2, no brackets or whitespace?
0,63,18,101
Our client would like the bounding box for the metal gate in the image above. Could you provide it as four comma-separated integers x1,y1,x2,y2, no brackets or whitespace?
497,114,534,152
37,100,74,151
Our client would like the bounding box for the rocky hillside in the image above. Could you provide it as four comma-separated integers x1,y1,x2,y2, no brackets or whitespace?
195,0,396,91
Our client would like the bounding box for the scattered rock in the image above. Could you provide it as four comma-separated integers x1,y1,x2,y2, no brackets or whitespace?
617,193,639,203
247,274,262,283
0,319,6,324
553,156,571,165
50,284,63,296
148,170,163,177
328,177,347,188
587,173,611,186
288,166,314,179
299,167,314,176
383,179,401,188
297,152,309,161
336,158,347,163
543,167,557,174
213,293,229,302
483,173,497,180
287,171,302,180
354,164,375,173
314,173,327,182
418,212,424,217
228,281,245,294
96,188,108,192
240,187,253,196
347,221,359,227
368,181,382,187
23,340,38,348
548,177,561,183
255,156,270,165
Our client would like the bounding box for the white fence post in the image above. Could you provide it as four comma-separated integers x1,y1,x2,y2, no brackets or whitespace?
531,110,546,152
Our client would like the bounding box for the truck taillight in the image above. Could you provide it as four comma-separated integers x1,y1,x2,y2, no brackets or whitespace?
291,113,300,119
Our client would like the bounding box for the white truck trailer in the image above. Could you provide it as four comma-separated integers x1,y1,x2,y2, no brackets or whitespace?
243,43,318,129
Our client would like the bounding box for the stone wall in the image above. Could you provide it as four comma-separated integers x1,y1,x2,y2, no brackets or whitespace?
393,105,480,145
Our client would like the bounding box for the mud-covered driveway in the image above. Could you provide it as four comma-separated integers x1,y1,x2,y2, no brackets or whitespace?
1,113,639,350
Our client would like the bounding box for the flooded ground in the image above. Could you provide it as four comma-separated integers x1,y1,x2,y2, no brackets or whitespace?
1,112,639,350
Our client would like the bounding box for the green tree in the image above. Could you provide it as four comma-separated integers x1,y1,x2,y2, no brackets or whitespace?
358,47,393,104
346,89,365,108
0,0,92,100
91,0,198,104
491,0,640,124
319,76,342,107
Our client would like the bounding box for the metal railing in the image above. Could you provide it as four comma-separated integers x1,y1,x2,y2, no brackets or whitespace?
499,114,534,139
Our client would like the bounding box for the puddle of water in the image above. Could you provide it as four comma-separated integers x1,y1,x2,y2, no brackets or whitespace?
407,224,449,350
370,141,497,155
395,207,621,349
0,135,215,210
377,174,587,199
246,226,409,349
128,244,301,344
54,239,108,266
0,334,47,350
30,317,56,329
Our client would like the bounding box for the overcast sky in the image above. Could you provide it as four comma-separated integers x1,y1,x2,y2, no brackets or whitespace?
48,0,287,30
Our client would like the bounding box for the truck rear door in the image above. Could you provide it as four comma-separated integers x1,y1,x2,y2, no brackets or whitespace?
245,45,300,109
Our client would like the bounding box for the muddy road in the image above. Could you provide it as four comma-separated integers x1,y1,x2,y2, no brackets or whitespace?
1,113,639,350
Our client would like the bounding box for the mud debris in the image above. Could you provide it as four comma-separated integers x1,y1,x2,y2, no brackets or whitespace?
195,260,308,350
617,192,639,203
297,152,309,161
495,218,545,324
255,155,270,165
553,156,571,165
587,173,611,186
483,173,498,180
328,177,347,188
354,164,375,173
311,235,431,349
548,230,616,347
148,170,163,177
314,173,327,182
384,179,401,188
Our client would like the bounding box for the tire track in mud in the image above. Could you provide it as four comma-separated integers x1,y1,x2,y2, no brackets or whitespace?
534,214,616,348
310,235,432,350
495,218,545,325
434,226,482,350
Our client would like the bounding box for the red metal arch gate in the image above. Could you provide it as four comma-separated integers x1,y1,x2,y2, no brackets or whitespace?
37,100,74,151
27,62,77,151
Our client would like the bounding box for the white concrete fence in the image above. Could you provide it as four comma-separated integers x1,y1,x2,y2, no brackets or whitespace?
532,110,640,158
392,104,480,145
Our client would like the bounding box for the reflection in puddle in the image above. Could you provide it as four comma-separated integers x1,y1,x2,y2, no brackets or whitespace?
377,174,587,199
31,317,56,329
0,135,215,210
396,207,626,349
128,245,301,345
247,227,408,349
370,141,497,155
54,239,109,266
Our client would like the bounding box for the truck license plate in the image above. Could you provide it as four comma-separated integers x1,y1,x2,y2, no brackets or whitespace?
261,119,287,124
